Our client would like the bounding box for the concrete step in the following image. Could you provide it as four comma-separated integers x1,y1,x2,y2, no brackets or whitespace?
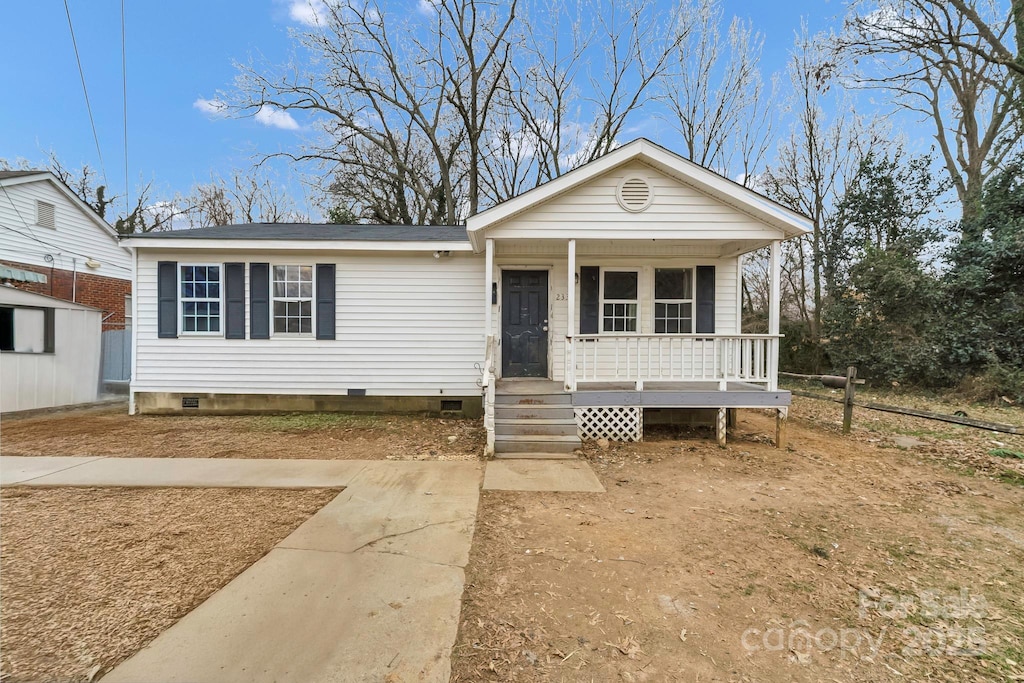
494,422,579,437
494,417,578,426
494,438,580,455
495,393,573,406
493,452,578,460
494,405,575,421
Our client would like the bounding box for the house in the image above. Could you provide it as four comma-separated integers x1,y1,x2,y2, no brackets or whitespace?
0,170,133,330
124,139,811,455
0,286,103,412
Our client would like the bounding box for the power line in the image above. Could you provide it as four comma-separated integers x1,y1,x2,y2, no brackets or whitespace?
0,222,133,274
0,183,37,240
62,0,108,189
121,0,129,220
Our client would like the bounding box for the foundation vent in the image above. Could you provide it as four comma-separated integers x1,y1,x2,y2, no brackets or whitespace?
616,175,654,212
182,397,200,409
440,399,464,413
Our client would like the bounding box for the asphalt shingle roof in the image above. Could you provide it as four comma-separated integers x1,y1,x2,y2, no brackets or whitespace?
129,223,470,242
0,170,46,180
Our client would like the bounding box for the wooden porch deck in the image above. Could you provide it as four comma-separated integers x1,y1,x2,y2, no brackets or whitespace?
495,379,791,408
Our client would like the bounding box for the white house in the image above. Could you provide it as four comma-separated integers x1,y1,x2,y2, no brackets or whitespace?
125,140,811,455
0,171,134,329
0,286,103,412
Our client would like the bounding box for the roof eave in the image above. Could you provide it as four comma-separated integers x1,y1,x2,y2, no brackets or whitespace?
122,237,475,252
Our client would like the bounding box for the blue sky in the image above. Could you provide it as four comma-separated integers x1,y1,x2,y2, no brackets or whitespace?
1,0,846,220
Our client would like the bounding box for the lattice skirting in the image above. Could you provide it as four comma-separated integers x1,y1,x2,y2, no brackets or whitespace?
575,407,644,442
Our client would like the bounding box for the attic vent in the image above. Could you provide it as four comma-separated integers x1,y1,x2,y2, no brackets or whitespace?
616,175,654,212
36,201,55,229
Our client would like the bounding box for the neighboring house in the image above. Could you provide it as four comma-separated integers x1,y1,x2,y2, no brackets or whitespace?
0,286,103,412
125,139,811,454
0,170,133,330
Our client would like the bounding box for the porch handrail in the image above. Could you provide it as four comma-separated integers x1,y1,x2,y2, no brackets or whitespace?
482,334,497,456
567,333,781,390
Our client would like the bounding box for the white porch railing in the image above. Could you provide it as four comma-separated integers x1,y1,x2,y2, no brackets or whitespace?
482,335,497,456
565,334,780,391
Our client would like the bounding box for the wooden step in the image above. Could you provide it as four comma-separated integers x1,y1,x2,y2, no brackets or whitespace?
494,405,575,421
495,392,572,406
493,452,578,460
494,438,580,455
494,422,579,437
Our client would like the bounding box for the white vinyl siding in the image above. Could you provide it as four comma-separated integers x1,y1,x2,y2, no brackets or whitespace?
485,160,787,242
133,251,486,396
0,178,132,279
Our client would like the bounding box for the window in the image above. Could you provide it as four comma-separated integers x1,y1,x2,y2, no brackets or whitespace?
273,265,313,334
0,306,54,353
654,268,693,333
36,200,55,229
180,265,221,333
601,270,638,332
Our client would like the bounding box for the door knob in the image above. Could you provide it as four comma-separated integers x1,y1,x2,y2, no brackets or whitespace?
542,326,549,331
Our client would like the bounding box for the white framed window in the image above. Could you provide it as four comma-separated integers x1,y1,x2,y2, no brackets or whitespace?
600,269,639,332
179,265,221,334
654,268,693,334
272,265,314,335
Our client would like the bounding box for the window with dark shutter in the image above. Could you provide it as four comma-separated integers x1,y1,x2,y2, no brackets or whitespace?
224,263,245,339
249,263,270,339
157,261,178,338
315,264,336,340
579,266,599,334
695,265,716,334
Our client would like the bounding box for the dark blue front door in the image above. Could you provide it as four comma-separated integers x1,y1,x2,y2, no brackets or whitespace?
501,270,548,378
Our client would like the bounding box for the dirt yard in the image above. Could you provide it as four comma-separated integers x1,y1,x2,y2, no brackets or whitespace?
0,487,339,683
0,407,484,460
452,398,1024,682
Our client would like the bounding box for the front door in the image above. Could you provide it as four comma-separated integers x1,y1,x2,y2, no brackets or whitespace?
501,270,548,378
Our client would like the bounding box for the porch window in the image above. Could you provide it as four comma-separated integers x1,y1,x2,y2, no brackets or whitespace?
601,270,638,332
654,268,693,333
180,265,221,334
273,265,313,334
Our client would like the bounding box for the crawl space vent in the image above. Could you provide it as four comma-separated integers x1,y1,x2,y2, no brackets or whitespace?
440,399,463,413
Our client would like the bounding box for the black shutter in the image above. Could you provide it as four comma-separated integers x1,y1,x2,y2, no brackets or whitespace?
695,265,716,334
157,261,178,339
224,263,245,339
250,263,270,339
315,263,336,340
579,266,599,334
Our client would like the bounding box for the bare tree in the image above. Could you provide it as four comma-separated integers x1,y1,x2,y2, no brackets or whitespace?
758,27,886,370
843,0,1022,222
182,170,306,228
662,0,775,184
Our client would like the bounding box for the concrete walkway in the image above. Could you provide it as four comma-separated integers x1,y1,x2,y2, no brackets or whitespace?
1,457,481,683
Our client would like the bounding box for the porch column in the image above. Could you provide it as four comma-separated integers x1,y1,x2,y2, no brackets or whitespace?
768,239,781,391
566,239,576,392
484,238,494,340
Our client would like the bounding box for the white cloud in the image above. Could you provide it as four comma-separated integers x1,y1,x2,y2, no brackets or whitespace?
417,0,439,15
193,97,228,117
254,105,301,131
289,0,329,26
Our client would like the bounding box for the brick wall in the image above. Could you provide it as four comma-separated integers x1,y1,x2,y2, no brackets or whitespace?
1,259,132,329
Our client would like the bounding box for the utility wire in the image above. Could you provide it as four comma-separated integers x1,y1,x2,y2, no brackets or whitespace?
0,222,133,274
0,183,37,239
121,0,129,220
62,0,108,189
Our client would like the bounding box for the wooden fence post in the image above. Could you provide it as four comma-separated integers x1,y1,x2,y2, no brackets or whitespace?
842,366,857,434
